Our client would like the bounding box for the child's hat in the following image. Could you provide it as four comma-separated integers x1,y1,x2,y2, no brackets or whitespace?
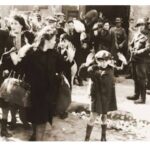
95,50,112,60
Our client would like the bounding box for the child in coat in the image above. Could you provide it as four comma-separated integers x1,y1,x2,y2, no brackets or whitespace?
84,50,117,141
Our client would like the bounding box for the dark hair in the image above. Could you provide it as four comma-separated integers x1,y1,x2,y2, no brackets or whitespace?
13,15,29,31
67,18,73,24
34,28,57,51
103,19,109,25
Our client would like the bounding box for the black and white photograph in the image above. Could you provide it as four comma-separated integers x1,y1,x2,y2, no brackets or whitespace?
0,2,150,143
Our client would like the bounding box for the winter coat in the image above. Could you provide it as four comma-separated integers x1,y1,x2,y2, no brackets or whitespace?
88,64,117,114
0,29,10,84
21,48,69,124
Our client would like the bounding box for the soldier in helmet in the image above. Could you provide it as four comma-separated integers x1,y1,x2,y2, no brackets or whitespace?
127,18,150,104
84,50,117,141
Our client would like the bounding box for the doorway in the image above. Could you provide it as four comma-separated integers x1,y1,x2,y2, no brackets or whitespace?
86,5,130,34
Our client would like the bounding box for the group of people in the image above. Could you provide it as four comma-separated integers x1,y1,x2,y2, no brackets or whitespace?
0,9,76,141
0,7,149,142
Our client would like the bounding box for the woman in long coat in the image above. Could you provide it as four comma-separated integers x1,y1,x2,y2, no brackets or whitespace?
9,26,72,141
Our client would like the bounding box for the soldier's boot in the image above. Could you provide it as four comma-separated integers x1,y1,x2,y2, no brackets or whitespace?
135,81,146,104
127,81,140,100
101,124,107,141
1,119,12,137
85,124,93,141
127,95,139,100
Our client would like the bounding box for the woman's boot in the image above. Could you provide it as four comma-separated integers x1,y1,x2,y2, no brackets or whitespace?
1,119,12,137
85,124,93,141
9,106,17,130
29,124,36,141
101,124,107,141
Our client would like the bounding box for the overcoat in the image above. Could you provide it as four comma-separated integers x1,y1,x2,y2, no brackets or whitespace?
94,29,114,53
88,64,117,114
22,48,67,124
0,31,35,107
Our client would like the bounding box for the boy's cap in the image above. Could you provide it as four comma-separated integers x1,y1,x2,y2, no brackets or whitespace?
95,50,112,60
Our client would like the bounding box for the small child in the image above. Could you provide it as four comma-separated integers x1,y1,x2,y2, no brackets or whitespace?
84,50,117,141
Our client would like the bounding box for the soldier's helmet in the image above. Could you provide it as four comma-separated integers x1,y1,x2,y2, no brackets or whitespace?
135,18,145,27
95,50,112,61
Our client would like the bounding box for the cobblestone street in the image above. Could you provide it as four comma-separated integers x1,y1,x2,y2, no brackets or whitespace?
0,76,150,141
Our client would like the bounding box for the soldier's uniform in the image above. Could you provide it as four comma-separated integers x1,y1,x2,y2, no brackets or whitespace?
127,19,150,104
145,20,150,91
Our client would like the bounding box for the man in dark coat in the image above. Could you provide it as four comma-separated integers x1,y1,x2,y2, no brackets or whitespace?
145,19,150,93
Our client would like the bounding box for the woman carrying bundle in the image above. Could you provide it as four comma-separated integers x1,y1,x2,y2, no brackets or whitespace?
2,23,74,140
0,15,34,137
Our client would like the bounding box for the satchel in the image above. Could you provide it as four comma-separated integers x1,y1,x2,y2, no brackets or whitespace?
0,71,31,107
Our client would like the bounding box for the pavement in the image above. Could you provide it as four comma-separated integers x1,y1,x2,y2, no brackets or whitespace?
72,76,150,122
